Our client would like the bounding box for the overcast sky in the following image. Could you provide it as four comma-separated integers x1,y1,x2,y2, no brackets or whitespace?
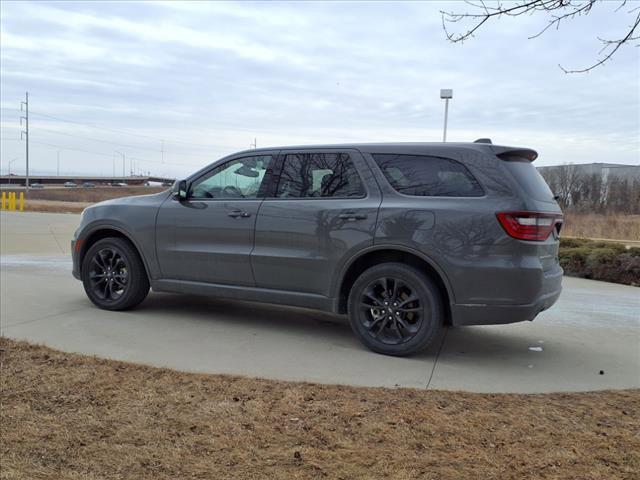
1,0,638,178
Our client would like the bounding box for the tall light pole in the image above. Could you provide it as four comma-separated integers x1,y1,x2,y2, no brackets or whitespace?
440,89,453,142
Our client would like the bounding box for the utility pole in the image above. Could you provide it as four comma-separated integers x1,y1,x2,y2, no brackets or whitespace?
57,150,61,176
161,139,165,163
20,92,29,189
115,151,125,183
251,138,257,149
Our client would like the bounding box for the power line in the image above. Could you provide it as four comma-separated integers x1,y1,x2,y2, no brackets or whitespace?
33,125,214,158
29,110,220,148
28,139,203,167
34,126,162,152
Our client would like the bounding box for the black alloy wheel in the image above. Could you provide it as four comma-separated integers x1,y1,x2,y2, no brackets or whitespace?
88,247,130,302
81,237,150,311
348,263,443,356
359,276,423,345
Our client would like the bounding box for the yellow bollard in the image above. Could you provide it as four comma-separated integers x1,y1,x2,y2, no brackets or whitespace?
1,192,5,210
9,192,16,211
19,192,24,212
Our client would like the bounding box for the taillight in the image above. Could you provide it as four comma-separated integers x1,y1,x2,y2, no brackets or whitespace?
496,211,563,241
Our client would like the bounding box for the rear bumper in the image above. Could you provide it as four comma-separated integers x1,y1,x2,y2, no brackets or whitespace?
451,266,563,326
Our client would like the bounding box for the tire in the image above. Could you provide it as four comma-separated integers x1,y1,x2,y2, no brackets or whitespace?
81,237,150,311
347,262,444,356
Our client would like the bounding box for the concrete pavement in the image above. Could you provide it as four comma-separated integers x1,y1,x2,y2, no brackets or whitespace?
1,211,639,392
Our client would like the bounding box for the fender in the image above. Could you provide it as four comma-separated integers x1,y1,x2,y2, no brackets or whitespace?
78,221,156,281
332,243,456,304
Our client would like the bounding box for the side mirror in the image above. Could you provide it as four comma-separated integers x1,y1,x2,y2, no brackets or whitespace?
176,180,188,201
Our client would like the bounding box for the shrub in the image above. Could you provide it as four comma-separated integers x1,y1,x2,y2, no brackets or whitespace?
559,239,640,286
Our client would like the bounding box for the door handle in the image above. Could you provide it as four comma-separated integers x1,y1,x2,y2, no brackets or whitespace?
228,210,251,218
339,212,368,220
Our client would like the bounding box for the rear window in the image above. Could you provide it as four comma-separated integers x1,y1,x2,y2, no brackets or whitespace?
372,154,484,197
276,152,365,198
502,158,555,202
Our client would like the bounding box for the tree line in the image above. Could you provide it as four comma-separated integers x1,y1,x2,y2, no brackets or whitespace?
539,164,640,214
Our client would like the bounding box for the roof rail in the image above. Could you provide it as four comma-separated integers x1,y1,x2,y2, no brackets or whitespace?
473,138,492,144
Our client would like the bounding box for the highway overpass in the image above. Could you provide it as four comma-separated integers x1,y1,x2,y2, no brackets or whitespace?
0,175,175,186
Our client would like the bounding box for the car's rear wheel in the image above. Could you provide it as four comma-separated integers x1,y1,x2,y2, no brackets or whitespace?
347,263,444,356
81,237,149,310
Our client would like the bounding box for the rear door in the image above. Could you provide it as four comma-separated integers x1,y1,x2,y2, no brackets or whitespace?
155,153,277,286
251,149,381,296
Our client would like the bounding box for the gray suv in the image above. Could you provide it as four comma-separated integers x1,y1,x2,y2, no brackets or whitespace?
72,141,563,356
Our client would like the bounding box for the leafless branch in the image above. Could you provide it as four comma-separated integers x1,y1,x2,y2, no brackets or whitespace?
560,10,640,72
441,0,639,73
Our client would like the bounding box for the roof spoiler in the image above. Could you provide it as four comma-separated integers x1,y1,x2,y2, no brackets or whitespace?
472,138,538,162
495,148,538,162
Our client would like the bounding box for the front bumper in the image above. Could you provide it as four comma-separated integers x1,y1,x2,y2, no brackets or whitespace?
71,238,81,280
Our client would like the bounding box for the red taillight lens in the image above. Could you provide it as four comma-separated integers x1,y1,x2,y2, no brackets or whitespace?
496,211,562,241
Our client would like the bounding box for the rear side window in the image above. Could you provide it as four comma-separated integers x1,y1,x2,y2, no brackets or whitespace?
502,158,555,202
276,152,365,198
372,154,484,197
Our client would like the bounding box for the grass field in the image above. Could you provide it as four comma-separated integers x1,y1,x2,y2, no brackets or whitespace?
1,337,638,480
562,212,640,242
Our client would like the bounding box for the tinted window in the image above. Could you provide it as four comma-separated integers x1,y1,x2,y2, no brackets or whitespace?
276,152,365,198
372,154,484,197
503,158,555,203
190,155,273,199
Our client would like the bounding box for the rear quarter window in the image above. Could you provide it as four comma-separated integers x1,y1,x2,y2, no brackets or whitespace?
372,154,484,197
502,158,555,202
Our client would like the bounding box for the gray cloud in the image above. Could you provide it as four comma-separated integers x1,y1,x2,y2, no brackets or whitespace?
1,0,638,178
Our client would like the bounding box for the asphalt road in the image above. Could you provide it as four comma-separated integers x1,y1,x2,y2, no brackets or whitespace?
1,211,638,393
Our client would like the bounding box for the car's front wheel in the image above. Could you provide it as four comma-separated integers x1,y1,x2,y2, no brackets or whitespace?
347,263,444,356
81,237,150,310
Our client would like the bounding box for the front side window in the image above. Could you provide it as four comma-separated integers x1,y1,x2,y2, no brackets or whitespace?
276,152,365,198
190,155,274,199
372,154,484,197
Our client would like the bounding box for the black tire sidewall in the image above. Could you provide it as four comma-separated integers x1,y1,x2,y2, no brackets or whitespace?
347,263,443,356
81,237,149,311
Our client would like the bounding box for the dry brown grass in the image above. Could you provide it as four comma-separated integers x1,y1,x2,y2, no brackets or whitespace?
1,338,638,480
563,212,640,241
1,186,166,204
23,200,91,214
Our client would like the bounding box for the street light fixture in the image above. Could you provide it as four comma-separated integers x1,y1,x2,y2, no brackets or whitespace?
440,89,453,142
7,157,18,184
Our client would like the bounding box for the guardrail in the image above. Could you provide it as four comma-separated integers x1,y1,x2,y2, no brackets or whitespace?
0,192,25,211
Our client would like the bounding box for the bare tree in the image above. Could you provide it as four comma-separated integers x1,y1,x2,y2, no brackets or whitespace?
540,165,640,213
441,0,640,73
552,164,583,208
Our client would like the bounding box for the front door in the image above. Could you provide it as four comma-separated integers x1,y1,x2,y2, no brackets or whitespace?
156,153,276,286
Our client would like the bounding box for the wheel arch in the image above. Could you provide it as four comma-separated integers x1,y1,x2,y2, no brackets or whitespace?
335,246,454,324
79,226,151,280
